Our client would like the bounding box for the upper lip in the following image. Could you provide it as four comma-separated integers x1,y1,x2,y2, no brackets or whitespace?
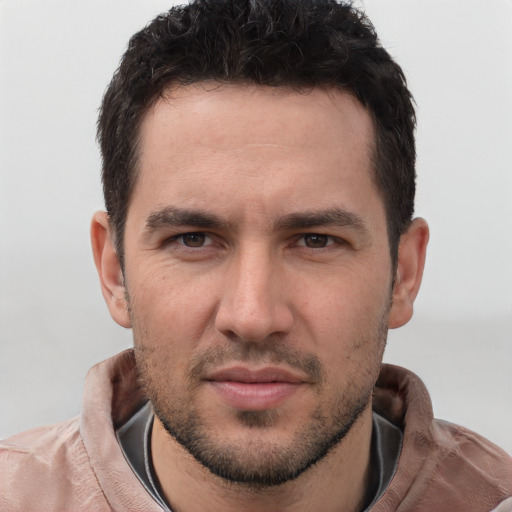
205,366,306,384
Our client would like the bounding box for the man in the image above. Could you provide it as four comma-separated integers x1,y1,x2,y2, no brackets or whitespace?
1,0,511,510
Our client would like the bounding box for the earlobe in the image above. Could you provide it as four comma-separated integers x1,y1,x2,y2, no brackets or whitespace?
388,218,429,329
90,211,131,328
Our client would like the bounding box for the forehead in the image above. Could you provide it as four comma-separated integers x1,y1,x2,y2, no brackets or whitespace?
140,83,375,157
131,83,381,224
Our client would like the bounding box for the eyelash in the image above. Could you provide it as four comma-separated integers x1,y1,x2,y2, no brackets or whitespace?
295,233,344,249
167,232,214,248
165,232,345,250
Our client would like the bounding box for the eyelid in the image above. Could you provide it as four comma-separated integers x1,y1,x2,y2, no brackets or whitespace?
166,231,215,247
294,233,345,247
161,231,348,250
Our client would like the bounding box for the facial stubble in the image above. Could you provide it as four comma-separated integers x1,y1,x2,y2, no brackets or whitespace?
132,313,389,489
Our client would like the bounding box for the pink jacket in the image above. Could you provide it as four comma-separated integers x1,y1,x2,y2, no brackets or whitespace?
1,350,511,511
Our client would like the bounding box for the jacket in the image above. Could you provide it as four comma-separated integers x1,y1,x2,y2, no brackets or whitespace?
1,350,511,511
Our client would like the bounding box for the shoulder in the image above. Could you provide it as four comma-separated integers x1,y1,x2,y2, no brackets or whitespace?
406,419,512,511
373,364,512,511
429,419,512,490
0,418,110,511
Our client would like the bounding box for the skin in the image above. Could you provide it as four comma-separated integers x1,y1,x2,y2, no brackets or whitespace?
92,84,428,512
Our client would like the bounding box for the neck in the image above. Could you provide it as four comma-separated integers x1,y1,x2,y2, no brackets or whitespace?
151,406,374,512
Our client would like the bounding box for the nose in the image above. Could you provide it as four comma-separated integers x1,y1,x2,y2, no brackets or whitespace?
214,246,294,343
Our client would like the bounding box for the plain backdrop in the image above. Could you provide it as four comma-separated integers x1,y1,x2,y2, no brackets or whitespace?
0,0,511,453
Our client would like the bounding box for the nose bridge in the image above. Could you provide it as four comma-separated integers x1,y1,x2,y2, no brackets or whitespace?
236,244,274,311
215,241,293,342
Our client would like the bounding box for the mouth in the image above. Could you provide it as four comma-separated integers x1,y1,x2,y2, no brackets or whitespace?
204,366,305,411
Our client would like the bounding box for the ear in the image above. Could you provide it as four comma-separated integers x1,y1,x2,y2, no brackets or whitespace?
91,211,131,328
388,218,429,329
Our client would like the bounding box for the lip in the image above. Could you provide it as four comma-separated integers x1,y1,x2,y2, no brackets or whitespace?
204,366,305,410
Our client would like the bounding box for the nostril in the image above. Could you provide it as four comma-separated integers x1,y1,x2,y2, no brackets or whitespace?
215,300,294,344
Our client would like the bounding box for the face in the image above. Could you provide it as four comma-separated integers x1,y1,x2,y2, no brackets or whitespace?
123,84,393,486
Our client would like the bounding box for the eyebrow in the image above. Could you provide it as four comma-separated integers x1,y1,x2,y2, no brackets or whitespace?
144,206,369,235
275,208,369,234
145,207,230,232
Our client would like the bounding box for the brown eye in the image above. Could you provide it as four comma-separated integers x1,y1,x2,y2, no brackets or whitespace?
303,234,329,248
181,233,207,247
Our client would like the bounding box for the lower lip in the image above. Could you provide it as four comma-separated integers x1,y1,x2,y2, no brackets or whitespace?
208,381,301,410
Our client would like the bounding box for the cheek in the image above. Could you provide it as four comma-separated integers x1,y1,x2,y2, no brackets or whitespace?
297,270,391,365
126,263,221,351
300,265,391,327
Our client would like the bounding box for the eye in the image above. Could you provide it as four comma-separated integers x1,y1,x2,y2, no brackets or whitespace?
175,232,212,248
298,233,336,248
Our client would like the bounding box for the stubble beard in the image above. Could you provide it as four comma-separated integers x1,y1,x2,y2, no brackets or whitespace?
133,313,388,489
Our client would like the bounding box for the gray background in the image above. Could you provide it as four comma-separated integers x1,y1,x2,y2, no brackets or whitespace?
1,0,511,453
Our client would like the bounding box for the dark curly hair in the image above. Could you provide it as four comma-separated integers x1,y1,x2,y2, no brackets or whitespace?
97,0,416,270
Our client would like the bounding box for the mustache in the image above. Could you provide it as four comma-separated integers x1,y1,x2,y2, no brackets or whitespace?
187,341,323,383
